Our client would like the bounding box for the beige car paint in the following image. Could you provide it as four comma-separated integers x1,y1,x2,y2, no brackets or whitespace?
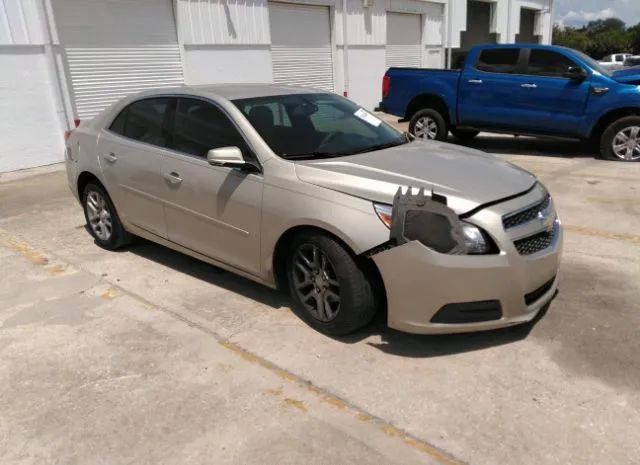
65,84,562,334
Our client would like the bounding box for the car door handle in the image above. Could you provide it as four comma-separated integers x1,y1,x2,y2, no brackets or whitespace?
103,152,118,163
521,83,538,89
164,172,183,185
468,79,483,84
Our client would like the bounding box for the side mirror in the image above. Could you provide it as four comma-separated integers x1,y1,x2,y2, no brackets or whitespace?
564,66,587,81
207,146,246,168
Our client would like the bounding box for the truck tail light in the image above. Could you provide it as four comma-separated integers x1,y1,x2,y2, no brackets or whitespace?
382,75,391,98
64,119,81,141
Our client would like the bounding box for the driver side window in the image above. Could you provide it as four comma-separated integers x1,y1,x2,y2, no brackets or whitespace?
526,50,579,78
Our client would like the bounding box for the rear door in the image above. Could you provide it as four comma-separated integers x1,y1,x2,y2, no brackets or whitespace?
97,97,173,238
458,47,527,129
161,97,263,275
517,48,590,135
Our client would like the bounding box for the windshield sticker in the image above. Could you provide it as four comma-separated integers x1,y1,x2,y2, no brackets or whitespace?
354,108,382,127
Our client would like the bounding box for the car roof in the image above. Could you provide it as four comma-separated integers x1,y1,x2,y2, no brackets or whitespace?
131,83,326,101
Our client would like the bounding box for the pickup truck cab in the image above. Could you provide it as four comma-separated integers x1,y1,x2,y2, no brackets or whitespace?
380,44,640,161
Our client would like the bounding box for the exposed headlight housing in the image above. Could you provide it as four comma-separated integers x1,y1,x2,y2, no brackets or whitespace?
374,202,496,255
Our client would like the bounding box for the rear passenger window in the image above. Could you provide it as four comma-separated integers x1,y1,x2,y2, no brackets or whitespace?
118,98,172,148
171,98,249,158
527,50,577,77
109,108,128,135
476,49,520,74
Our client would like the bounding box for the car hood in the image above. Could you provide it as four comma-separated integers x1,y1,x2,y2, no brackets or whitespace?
612,67,640,84
294,140,537,215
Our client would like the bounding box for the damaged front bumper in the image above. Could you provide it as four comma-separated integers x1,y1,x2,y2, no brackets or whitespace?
371,186,562,334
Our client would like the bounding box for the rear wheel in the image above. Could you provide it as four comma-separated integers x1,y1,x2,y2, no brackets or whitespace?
82,182,132,250
286,232,378,336
450,128,480,142
600,116,640,161
409,109,448,141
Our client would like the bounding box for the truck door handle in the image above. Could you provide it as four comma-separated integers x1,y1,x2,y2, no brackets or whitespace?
521,83,538,89
468,79,483,84
103,152,118,163
164,172,183,185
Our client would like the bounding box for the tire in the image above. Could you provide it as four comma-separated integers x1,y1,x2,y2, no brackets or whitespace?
82,182,132,250
599,116,640,161
286,232,378,336
409,109,449,141
450,128,480,142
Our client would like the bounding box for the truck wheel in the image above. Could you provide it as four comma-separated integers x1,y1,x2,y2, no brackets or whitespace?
286,232,378,336
451,128,480,142
409,109,448,141
600,116,640,161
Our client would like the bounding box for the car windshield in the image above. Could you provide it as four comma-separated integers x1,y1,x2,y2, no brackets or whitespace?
574,50,612,76
233,93,408,160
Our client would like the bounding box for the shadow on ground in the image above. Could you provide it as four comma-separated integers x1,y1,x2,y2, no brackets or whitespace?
452,134,596,159
122,237,549,358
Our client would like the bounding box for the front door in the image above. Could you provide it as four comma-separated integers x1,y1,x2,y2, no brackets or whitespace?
458,47,526,129
97,97,173,238
517,48,591,135
161,98,263,275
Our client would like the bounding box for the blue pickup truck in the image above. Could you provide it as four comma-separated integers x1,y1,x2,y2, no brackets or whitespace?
379,44,640,161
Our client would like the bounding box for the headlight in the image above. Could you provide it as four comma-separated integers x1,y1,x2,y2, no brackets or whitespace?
373,202,496,255
461,222,491,255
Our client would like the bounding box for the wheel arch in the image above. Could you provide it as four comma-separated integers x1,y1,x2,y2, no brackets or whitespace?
77,171,106,200
589,107,640,140
271,225,387,309
405,93,451,123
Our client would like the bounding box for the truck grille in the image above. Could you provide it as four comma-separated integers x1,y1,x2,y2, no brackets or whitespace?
514,228,556,255
503,194,551,230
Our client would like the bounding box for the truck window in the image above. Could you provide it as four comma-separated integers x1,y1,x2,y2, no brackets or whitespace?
475,49,520,74
601,55,612,63
527,50,578,78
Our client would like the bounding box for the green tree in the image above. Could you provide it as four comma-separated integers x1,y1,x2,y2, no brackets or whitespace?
553,18,638,59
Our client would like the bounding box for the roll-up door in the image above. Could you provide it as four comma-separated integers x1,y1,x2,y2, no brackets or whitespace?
269,2,334,91
53,0,184,119
386,12,422,68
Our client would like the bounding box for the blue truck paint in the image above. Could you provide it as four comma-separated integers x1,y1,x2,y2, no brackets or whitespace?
380,44,640,141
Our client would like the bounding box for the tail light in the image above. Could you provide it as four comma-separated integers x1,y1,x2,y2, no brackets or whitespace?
64,119,81,141
382,75,391,98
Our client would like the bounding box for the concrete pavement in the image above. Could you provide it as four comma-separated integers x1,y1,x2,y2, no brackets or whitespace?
1,135,639,464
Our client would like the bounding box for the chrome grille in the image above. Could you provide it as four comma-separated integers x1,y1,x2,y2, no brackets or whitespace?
502,194,551,230
514,228,556,255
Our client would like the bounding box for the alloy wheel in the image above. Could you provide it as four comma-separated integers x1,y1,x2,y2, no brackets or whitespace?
413,116,439,140
292,243,341,322
612,126,640,161
86,190,113,241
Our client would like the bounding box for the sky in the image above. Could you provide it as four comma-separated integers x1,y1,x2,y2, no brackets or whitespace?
554,0,640,27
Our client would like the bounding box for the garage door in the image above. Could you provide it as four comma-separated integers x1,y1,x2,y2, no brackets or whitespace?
53,0,184,120
386,12,422,68
269,2,334,91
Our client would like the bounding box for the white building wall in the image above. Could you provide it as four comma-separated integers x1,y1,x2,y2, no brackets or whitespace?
0,0,66,172
176,0,446,109
448,0,552,49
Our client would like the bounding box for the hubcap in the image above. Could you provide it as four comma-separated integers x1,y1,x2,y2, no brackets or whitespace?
292,244,340,322
612,126,640,161
413,116,439,140
86,190,113,241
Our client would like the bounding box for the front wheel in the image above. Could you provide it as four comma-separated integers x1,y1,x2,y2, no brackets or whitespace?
409,109,449,141
600,116,640,161
286,232,378,336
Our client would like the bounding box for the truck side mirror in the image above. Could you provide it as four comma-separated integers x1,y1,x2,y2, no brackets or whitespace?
564,66,587,81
